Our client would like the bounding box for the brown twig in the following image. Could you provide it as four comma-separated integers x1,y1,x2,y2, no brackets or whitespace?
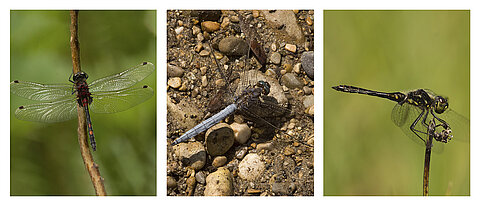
69,10,107,196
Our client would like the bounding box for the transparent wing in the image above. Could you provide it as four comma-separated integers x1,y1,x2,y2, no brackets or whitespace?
89,62,155,92
90,85,154,113
10,80,72,101
14,97,78,123
442,109,469,143
391,103,445,152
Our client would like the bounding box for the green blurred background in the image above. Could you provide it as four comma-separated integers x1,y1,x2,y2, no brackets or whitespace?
324,11,469,195
10,10,156,195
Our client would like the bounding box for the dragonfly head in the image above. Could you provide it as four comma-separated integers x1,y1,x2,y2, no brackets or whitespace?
72,71,89,82
256,81,270,95
434,96,449,114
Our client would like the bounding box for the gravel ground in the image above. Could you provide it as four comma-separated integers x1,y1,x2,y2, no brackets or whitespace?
166,10,314,196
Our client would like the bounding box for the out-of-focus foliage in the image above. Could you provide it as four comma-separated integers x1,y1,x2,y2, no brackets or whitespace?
10,10,156,195
324,10,469,195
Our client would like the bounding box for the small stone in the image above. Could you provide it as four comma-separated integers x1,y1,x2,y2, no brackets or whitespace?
252,10,260,18
284,146,295,156
301,51,314,79
281,73,303,89
205,123,235,156
271,182,288,195
221,17,230,28
293,63,302,73
218,37,249,56
270,52,281,65
204,167,233,196
256,142,273,152
200,66,207,75
285,44,297,53
195,171,206,184
167,77,182,89
238,154,265,181
195,42,203,53
174,26,184,34
167,64,184,77
303,95,314,109
230,15,240,23
179,81,188,91
303,86,312,95
235,147,248,159
306,105,314,115
192,26,201,35
247,188,262,195
212,78,223,86
191,88,199,98
307,137,314,145
271,42,278,52
212,156,228,168
231,122,251,144
214,51,224,60
306,16,313,26
284,64,293,73
167,176,177,189
199,50,210,56
265,69,276,78
201,21,220,32
197,33,204,42
173,141,206,171
201,76,208,87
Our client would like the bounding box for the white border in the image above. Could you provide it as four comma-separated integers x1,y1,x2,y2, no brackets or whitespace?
1,0,477,204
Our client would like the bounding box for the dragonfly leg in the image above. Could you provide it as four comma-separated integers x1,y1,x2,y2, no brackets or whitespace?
410,108,427,144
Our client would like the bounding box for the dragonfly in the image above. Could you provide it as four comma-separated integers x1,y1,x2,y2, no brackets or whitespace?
332,85,469,150
10,62,155,151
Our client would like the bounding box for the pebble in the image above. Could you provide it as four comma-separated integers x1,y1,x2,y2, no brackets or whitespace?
167,64,184,77
303,95,314,108
307,136,314,146
256,142,273,152
265,69,276,78
231,122,251,144
283,146,295,156
285,44,297,53
293,63,302,73
205,123,235,156
199,66,207,75
192,26,201,35
167,77,182,89
167,176,177,189
283,64,293,73
204,167,233,196
252,10,260,18
238,154,265,181
173,141,206,171
306,16,313,26
218,37,249,56
201,21,220,32
230,15,239,23
221,17,230,28
271,182,288,195
306,105,314,115
195,171,206,184
301,51,314,79
199,50,210,56
270,52,282,65
271,42,278,52
212,156,228,167
194,42,203,52
303,86,312,95
215,79,226,87
197,33,204,42
201,76,208,87
174,26,184,34
280,73,303,89
186,173,196,196
262,10,304,43
235,146,248,159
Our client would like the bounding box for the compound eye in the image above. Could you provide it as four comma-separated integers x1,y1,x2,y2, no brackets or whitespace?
434,96,448,114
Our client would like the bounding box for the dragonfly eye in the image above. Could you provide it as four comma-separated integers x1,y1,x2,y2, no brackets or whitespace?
257,81,270,95
434,96,448,114
73,72,88,81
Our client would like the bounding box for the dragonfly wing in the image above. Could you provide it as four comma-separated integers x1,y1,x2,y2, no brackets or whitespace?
14,97,77,123
10,80,72,101
90,85,154,113
89,62,155,92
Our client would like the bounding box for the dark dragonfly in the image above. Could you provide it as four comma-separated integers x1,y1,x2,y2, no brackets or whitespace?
332,85,469,149
10,62,155,151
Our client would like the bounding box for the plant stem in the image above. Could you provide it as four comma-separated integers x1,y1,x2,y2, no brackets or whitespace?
69,10,107,196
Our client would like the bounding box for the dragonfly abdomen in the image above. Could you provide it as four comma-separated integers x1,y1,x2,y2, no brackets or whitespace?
172,103,238,145
332,85,405,103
